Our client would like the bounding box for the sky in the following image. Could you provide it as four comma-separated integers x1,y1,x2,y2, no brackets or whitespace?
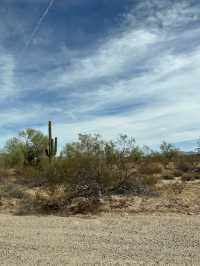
0,0,200,151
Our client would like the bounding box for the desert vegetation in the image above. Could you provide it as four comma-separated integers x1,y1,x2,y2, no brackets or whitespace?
0,121,200,215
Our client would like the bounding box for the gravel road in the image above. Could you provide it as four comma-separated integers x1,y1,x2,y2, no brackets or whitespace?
0,213,199,265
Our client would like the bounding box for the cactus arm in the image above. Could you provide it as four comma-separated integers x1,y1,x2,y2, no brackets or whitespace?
48,121,52,158
54,137,58,155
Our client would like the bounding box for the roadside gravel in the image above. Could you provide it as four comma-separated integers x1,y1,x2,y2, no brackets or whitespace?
0,213,199,265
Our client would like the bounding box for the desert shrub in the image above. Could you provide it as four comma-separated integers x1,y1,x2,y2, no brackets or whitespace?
32,187,103,215
0,183,26,199
113,135,144,180
130,146,144,161
162,173,175,180
173,170,183,177
3,139,25,169
144,152,168,167
62,134,142,199
0,132,169,213
192,166,200,173
139,175,158,187
110,174,158,196
138,162,163,175
63,134,105,158
176,156,194,172
25,133,157,201
3,129,48,168
63,154,116,199
161,169,176,180
33,189,66,213
0,153,7,169
160,141,180,160
0,168,17,181
166,183,185,195
181,174,193,182
68,196,103,214
39,159,67,187
181,172,200,182
115,134,144,162
18,158,67,188
18,166,45,187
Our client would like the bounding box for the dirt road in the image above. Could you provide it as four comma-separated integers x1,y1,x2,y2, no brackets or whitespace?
0,213,199,265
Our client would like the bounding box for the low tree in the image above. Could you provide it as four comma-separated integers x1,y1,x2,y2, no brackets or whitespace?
4,128,48,167
114,134,144,181
63,134,105,159
62,134,111,197
4,137,25,168
160,141,179,160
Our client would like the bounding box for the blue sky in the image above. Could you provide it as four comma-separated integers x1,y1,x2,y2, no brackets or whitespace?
0,0,200,151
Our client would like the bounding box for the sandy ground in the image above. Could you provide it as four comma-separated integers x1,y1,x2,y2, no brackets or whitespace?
0,213,200,266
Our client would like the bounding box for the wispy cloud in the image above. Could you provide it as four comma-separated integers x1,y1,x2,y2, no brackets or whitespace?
0,51,16,99
0,0,200,151
23,0,55,51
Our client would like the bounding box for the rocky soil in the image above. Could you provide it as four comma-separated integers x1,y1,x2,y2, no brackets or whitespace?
0,213,200,265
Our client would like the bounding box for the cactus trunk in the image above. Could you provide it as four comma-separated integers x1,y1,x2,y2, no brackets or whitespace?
46,121,58,161
48,121,52,159
54,137,58,155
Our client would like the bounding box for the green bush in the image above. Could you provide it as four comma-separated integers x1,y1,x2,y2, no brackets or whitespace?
138,162,163,175
173,170,183,177
33,189,65,213
63,154,116,198
160,141,180,160
110,174,158,196
176,156,194,172
181,172,200,182
0,183,26,199
5,131,198,214
3,129,48,169
162,173,175,180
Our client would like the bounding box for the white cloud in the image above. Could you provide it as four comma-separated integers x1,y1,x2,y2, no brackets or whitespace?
128,0,200,30
42,0,200,150
1,0,200,151
57,29,158,87
0,52,16,99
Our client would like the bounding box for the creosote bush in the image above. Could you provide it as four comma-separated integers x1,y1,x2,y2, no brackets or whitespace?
0,183,26,199
1,128,200,214
181,172,200,182
138,162,163,175
176,155,195,172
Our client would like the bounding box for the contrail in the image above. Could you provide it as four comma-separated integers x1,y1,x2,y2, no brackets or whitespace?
23,0,55,51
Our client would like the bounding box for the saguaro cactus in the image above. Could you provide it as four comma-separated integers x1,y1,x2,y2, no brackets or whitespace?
45,121,58,161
